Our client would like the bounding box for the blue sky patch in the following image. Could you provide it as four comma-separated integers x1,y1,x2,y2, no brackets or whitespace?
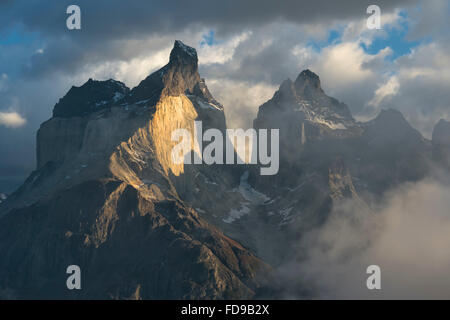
200,30,219,47
306,28,343,52
360,11,428,61
0,25,39,46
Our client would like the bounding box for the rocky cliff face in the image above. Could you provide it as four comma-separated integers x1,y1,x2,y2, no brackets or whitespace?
0,41,447,300
0,180,268,299
0,40,267,299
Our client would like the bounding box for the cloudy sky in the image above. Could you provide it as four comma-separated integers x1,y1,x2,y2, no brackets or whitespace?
1,0,449,193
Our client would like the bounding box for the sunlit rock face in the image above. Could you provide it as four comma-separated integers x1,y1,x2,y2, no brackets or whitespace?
0,41,268,299
0,39,447,300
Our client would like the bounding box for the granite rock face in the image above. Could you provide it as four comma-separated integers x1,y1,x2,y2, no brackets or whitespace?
0,180,267,299
0,41,268,299
0,41,447,299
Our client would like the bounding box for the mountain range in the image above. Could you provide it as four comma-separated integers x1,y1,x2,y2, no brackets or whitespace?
0,40,449,299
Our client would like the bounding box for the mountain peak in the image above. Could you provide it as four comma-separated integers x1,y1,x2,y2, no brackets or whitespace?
172,40,197,59
294,69,322,92
368,109,415,132
53,78,130,118
124,40,201,104
374,109,407,124
363,108,426,145
169,40,198,71
255,69,355,134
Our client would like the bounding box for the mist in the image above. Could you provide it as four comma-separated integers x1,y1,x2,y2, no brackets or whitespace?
274,177,450,299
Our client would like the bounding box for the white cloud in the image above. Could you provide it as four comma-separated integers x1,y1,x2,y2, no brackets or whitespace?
287,178,450,299
367,75,400,108
311,42,374,90
87,46,172,88
198,32,251,65
207,78,276,129
0,111,27,128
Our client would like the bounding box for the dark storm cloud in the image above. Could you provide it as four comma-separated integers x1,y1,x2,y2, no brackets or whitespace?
0,0,434,195
0,0,414,77
200,23,313,85
0,0,414,37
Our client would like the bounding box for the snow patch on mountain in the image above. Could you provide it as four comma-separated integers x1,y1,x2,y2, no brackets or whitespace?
310,117,347,130
236,171,270,204
223,203,251,224
223,171,270,224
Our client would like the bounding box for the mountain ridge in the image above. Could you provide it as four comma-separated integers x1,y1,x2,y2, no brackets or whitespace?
0,40,448,299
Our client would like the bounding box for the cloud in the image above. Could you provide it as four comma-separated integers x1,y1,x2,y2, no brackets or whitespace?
313,42,373,88
87,45,173,88
0,0,416,79
198,32,251,65
0,111,26,128
367,75,400,109
379,42,450,137
0,0,446,192
278,178,450,299
207,78,276,129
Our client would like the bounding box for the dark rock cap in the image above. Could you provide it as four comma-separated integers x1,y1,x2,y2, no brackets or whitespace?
52,78,129,118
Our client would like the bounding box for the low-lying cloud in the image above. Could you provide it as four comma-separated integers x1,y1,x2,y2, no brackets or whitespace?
276,177,450,299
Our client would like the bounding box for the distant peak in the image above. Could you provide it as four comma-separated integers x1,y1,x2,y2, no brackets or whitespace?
299,69,319,79
369,109,413,130
377,108,405,120
295,69,321,90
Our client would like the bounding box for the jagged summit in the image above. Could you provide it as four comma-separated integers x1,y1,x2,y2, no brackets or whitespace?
255,69,355,133
294,69,323,94
122,40,218,107
52,40,219,118
171,40,198,60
